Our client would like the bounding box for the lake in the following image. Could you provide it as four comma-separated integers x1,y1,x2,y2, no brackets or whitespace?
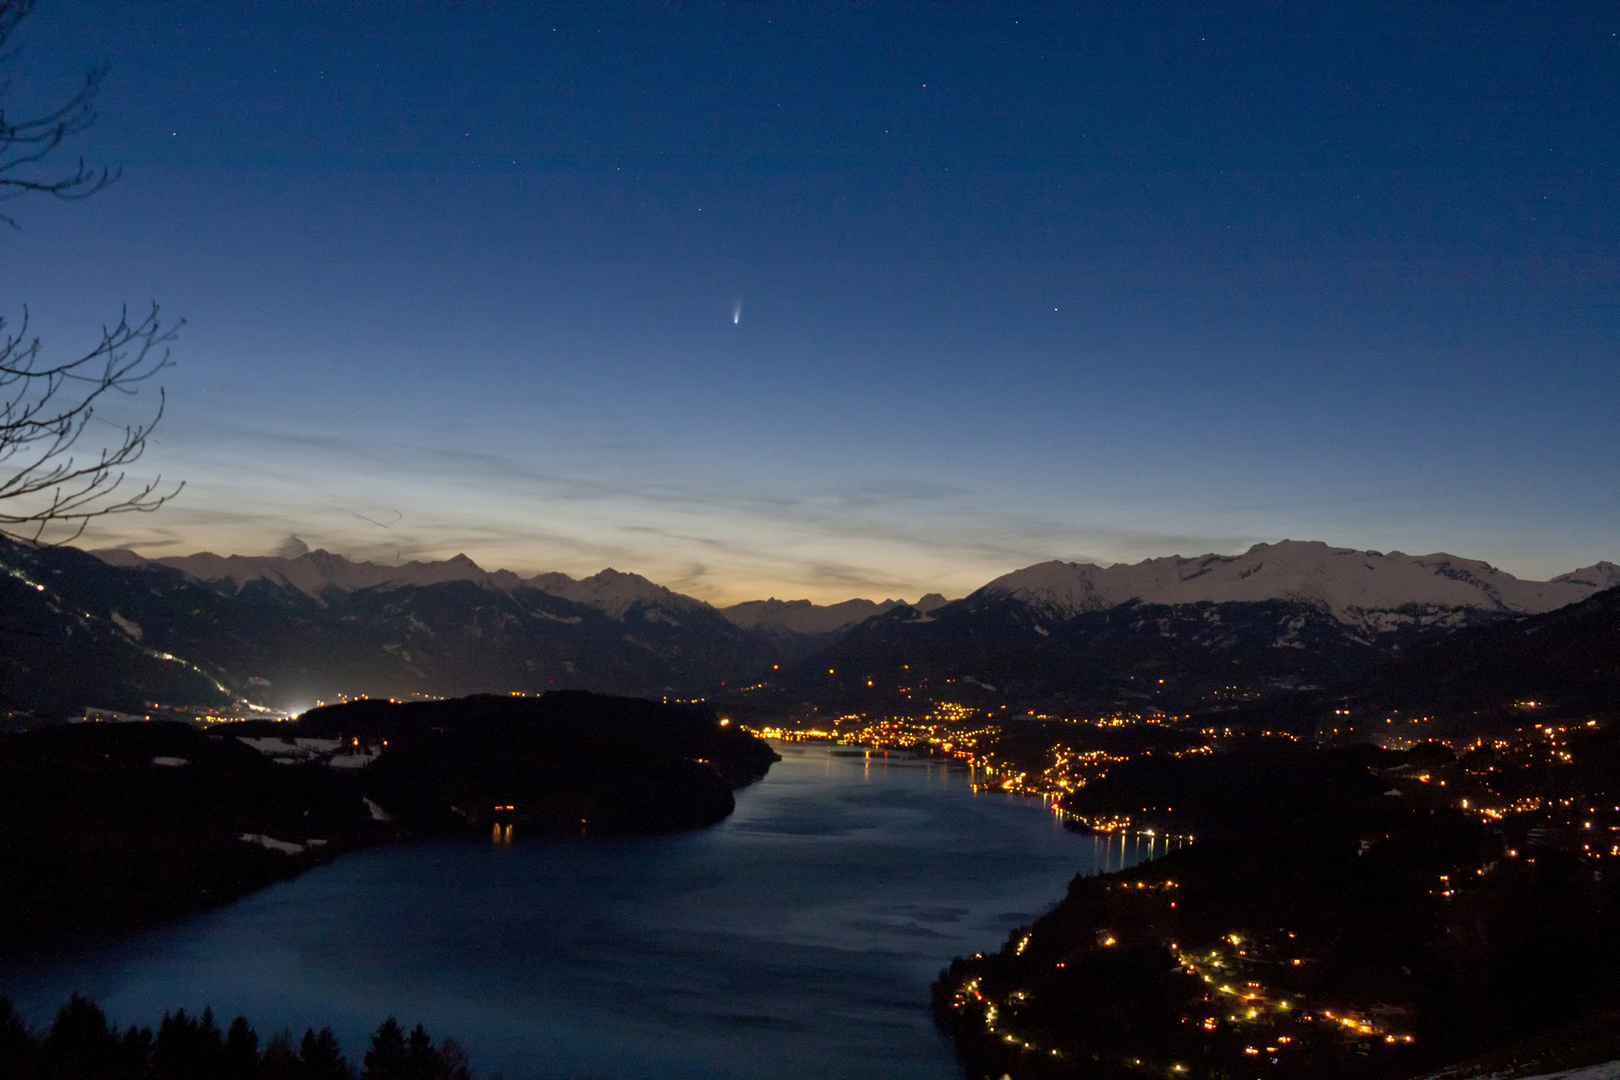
0,744,1154,1079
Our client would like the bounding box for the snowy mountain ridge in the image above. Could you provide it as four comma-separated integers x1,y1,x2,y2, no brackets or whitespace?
527,568,708,619
979,541,1620,627
93,548,524,597
89,547,922,631
91,548,706,620
723,594,949,635
93,539,1618,635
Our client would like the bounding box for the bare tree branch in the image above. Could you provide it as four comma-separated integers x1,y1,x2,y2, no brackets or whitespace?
0,0,117,226
0,303,183,542
0,0,178,544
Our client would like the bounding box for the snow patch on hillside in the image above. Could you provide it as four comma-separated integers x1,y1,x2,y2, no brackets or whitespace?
1435,1061,1620,1080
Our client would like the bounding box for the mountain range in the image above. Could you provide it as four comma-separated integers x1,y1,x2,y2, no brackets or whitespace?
983,543,1616,624
1,537,1614,718
785,542,1620,713
89,547,949,629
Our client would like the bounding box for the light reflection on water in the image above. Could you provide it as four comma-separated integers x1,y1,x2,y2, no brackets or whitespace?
1086,830,1190,875
1,744,1151,1079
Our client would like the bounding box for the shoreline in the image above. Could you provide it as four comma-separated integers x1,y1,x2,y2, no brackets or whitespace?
1,694,778,964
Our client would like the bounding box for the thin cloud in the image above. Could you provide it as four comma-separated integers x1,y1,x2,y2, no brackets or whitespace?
86,412,1284,602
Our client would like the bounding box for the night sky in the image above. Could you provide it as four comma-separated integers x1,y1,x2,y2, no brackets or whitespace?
5,1,1617,602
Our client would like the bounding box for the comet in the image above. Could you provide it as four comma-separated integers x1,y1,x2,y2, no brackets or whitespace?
732,300,742,325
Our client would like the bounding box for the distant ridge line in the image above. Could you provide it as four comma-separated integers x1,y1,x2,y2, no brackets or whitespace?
91,538,1619,632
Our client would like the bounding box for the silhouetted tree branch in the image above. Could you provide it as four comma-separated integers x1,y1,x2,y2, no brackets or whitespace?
0,0,116,225
0,303,182,542
0,0,179,544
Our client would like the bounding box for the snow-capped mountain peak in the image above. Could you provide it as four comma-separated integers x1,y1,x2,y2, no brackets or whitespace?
1551,561,1620,591
978,540,1608,622
90,549,709,619
91,538,1616,634
93,548,502,596
524,568,710,618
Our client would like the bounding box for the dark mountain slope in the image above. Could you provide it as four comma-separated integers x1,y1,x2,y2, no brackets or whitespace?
785,592,1509,713
0,538,786,715
1348,582,1620,724
0,542,235,715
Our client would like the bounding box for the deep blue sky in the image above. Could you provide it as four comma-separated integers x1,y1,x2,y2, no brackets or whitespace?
4,1,1617,601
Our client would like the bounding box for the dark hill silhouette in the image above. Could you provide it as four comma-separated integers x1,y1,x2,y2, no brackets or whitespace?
298,692,777,835
0,691,775,958
937,738,1620,1079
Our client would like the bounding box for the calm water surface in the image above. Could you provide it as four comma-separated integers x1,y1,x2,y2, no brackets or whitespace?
1,744,1155,1079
